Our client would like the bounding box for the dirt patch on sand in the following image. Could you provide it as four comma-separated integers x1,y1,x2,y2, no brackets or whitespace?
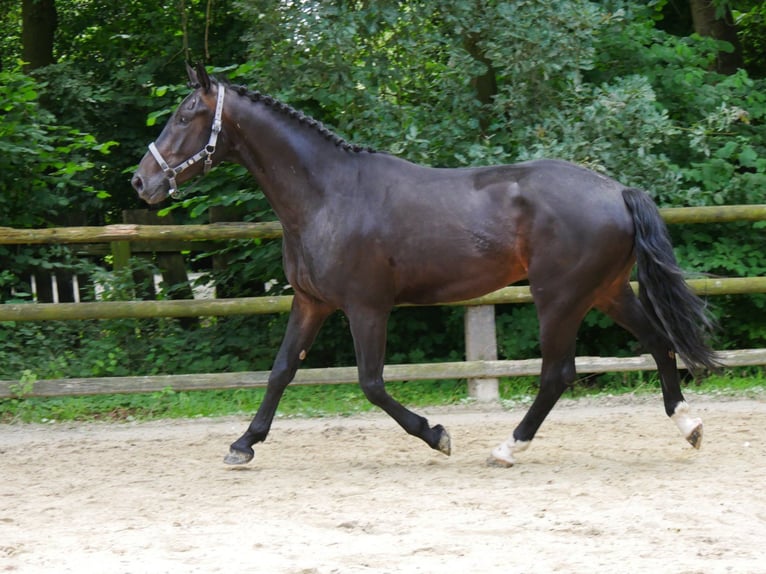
1,394,765,573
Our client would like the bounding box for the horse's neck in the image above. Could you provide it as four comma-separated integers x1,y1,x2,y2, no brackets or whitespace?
226,97,348,228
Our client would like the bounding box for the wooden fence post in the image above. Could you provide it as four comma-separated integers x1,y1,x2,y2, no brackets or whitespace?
464,305,500,401
110,240,132,271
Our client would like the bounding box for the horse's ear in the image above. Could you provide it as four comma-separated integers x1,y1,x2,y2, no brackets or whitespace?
186,62,198,87
195,62,212,93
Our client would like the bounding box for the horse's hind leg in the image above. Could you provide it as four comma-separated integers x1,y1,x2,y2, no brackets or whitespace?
346,305,451,455
490,298,589,467
598,284,702,448
225,293,335,465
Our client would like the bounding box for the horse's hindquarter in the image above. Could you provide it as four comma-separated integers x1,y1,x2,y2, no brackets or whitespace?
512,160,637,300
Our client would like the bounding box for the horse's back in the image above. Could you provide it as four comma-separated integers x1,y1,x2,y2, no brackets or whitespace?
473,159,629,216
445,158,636,255
375,156,631,223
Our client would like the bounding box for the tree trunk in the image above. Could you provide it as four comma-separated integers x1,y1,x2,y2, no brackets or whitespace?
463,33,498,134
21,0,58,71
689,0,743,74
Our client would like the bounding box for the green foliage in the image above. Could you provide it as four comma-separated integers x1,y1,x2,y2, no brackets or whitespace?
0,64,115,227
0,315,273,382
496,307,542,360
386,307,464,364
733,1,766,77
516,74,683,194
680,72,766,205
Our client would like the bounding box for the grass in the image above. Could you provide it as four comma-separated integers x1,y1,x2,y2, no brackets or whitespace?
0,379,468,424
1,368,764,424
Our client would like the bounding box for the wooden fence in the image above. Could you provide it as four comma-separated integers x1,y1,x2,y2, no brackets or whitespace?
1,204,765,399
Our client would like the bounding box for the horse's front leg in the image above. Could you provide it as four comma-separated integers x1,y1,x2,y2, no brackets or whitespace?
346,305,451,455
224,293,334,465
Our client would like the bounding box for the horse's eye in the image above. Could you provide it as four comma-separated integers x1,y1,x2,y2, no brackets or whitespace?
178,114,190,125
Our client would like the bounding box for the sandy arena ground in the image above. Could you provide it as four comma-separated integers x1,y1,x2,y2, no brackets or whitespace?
1,393,765,573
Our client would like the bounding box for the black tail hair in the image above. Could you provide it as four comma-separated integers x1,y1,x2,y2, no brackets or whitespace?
622,187,719,373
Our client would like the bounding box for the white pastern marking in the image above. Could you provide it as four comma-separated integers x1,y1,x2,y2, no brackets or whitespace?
671,401,702,438
491,438,530,466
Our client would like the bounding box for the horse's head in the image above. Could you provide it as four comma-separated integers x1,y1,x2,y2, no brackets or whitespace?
131,63,227,204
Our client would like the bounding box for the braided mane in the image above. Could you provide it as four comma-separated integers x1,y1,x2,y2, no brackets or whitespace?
223,81,376,154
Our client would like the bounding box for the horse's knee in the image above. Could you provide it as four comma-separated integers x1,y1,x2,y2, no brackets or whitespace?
560,360,577,385
360,378,388,406
539,360,576,394
268,361,298,387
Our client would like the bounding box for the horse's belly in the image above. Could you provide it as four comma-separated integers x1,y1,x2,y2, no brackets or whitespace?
393,261,526,305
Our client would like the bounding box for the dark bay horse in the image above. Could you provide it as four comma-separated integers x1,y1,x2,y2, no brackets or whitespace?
132,64,718,467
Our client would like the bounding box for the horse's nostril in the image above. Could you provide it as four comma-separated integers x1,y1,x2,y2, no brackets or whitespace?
131,174,144,193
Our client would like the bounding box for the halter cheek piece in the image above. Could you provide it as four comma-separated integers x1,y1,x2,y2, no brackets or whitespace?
147,84,226,199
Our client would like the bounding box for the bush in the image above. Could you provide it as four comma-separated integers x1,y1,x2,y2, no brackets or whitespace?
0,65,115,227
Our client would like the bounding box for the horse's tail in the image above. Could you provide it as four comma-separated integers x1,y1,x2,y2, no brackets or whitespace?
621,187,719,372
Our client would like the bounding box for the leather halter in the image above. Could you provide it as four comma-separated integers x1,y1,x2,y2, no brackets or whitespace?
147,84,225,199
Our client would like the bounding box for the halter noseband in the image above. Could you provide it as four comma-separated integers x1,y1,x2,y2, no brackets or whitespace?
148,83,226,200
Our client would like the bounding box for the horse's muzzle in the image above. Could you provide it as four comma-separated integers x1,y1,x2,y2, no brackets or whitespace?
131,173,145,195
130,172,167,205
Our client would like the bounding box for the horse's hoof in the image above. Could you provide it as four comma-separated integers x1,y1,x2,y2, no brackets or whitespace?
486,455,514,468
433,425,451,456
223,446,254,465
488,439,528,467
686,422,703,449
487,444,514,467
672,403,703,450
436,425,452,456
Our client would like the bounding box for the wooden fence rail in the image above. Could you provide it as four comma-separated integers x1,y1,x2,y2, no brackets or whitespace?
0,221,284,244
1,277,765,322
1,204,765,245
2,348,765,399
1,204,765,399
